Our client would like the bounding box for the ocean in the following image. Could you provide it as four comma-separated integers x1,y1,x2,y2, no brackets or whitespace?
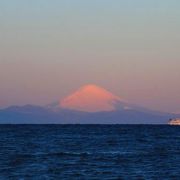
0,125,179,179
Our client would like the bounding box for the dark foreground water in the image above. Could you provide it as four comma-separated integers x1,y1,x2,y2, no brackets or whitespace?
0,125,179,179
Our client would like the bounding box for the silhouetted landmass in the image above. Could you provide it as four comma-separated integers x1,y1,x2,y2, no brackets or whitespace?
0,104,178,124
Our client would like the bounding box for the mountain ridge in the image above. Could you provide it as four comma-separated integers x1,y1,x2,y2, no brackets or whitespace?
0,103,177,124
0,84,178,124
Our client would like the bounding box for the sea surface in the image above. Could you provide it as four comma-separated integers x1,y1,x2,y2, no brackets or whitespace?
0,125,179,179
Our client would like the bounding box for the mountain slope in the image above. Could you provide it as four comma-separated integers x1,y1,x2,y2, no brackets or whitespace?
60,84,122,112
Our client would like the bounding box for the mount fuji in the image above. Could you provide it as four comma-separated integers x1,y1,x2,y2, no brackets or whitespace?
0,84,177,124
48,84,131,112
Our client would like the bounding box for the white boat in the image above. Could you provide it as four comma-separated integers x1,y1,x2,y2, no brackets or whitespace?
168,119,180,125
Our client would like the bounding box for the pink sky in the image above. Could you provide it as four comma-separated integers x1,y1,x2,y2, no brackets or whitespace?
0,0,180,113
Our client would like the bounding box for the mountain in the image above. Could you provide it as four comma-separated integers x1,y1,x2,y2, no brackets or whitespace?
49,84,134,112
60,84,124,112
0,84,178,124
50,84,170,115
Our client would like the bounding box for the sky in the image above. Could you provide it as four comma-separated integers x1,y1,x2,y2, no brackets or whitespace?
0,0,180,113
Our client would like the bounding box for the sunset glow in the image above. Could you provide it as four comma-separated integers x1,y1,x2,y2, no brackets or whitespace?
0,0,180,112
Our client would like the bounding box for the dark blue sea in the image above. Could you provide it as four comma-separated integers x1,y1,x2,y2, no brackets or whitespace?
0,125,179,179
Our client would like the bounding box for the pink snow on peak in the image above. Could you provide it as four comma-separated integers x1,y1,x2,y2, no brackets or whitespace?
60,84,122,112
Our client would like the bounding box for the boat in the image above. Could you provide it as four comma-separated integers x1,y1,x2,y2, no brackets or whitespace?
168,118,180,125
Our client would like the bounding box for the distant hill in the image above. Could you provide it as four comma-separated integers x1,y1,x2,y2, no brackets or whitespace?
0,104,177,124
